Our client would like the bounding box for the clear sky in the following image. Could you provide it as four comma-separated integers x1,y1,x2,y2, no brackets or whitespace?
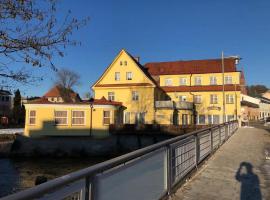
20,0,270,97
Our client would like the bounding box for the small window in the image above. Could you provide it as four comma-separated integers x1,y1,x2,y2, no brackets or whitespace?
194,95,202,104
225,76,232,84
29,110,36,125
210,94,218,104
165,78,172,86
103,111,110,125
5,96,9,102
198,115,205,124
120,61,123,66
72,111,85,125
208,115,220,124
179,95,186,102
226,94,234,104
124,112,131,124
124,61,127,66
54,111,68,125
227,115,234,122
210,76,217,85
132,91,139,101
194,76,202,85
115,72,120,81
179,77,187,86
108,92,115,101
126,72,133,80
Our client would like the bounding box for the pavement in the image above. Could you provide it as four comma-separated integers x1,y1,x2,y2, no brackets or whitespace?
172,125,270,200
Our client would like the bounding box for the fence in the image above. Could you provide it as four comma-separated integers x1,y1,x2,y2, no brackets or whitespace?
1,121,238,200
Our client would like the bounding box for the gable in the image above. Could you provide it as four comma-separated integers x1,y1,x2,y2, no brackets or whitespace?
92,50,156,88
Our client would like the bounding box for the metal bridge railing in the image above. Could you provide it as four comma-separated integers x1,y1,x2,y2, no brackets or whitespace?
1,121,239,200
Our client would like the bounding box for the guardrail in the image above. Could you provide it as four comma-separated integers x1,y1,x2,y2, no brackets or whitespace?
1,121,238,200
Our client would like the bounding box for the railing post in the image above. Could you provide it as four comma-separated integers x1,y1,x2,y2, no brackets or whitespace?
210,128,213,153
167,145,172,196
218,125,222,147
85,176,91,200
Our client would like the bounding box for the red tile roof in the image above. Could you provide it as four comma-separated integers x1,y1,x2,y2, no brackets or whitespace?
162,85,241,92
44,85,77,98
95,83,153,87
26,96,123,106
144,58,238,75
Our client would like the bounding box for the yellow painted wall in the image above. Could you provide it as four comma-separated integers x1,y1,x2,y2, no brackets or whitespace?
155,109,193,125
159,72,241,86
24,104,119,138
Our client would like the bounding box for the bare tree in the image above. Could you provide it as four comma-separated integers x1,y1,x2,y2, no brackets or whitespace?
0,0,89,85
55,68,80,89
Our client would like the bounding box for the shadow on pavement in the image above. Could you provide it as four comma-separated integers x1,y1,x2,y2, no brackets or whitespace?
235,162,262,200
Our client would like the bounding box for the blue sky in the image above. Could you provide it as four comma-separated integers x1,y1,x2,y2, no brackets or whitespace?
19,0,270,97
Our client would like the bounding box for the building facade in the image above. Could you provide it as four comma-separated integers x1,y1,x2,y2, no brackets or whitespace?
0,89,13,117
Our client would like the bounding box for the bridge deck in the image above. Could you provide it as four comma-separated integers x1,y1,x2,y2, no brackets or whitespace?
172,126,270,200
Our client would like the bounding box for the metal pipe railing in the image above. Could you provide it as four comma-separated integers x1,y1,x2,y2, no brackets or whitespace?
1,120,238,200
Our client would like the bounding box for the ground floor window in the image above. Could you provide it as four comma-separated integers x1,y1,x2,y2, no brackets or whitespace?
124,112,131,124
72,111,85,125
182,114,188,125
135,112,145,124
226,115,234,122
103,111,111,125
29,110,36,125
197,115,206,124
208,115,220,124
54,110,68,125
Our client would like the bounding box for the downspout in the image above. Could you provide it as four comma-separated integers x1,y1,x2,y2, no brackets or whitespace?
189,74,196,125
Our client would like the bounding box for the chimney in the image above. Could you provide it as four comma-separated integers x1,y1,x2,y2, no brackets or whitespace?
134,56,140,63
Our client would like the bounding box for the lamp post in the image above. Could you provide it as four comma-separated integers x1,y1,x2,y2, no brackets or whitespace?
89,99,94,137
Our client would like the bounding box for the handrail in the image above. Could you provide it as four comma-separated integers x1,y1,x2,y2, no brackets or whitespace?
1,120,238,200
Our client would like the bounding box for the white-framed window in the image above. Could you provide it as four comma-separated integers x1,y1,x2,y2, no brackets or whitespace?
194,76,202,85
194,95,202,104
179,77,187,86
54,110,68,125
226,94,234,104
210,94,218,104
225,76,232,84
226,115,234,122
29,110,36,125
179,95,187,102
124,112,131,124
165,78,172,86
115,72,120,81
72,111,85,125
132,91,139,101
126,72,133,80
208,115,220,124
210,76,217,85
108,92,115,101
103,110,110,125
197,115,205,124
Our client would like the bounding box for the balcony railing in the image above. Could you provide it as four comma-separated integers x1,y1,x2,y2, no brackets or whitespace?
175,101,194,110
155,100,194,110
1,121,238,200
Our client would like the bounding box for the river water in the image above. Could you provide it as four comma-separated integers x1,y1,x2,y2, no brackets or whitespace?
0,157,108,198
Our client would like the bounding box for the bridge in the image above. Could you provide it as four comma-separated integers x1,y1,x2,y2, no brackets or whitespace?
1,121,269,200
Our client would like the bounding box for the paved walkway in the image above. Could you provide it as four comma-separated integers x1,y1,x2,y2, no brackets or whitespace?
172,127,270,200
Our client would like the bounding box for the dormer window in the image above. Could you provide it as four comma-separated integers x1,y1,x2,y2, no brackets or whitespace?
225,76,232,84
210,76,217,85
165,78,172,86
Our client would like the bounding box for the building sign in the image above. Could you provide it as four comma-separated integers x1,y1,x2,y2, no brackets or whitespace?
207,106,221,111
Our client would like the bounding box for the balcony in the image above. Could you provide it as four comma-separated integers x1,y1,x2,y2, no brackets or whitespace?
155,101,194,110
155,101,174,109
175,101,194,110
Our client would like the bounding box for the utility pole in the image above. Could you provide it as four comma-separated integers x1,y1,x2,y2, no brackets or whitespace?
222,51,226,123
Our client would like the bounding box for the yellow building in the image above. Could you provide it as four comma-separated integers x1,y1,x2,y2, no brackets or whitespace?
24,49,244,137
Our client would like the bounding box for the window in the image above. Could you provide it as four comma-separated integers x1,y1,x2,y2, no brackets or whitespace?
208,115,220,124
54,111,68,125
210,76,217,85
108,92,115,101
179,77,187,86
194,95,202,104
126,72,133,80
124,112,131,124
227,115,234,122
198,115,205,124
120,61,123,66
179,95,187,102
132,91,139,101
72,111,85,125
115,72,120,81
182,114,188,125
29,110,36,125
124,61,127,66
225,76,232,84
103,111,110,125
165,78,172,86
5,96,9,101
210,94,218,104
135,112,145,124
194,76,202,85
226,94,234,104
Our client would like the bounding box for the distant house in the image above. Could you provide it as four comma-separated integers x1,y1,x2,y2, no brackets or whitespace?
0,89,13,117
